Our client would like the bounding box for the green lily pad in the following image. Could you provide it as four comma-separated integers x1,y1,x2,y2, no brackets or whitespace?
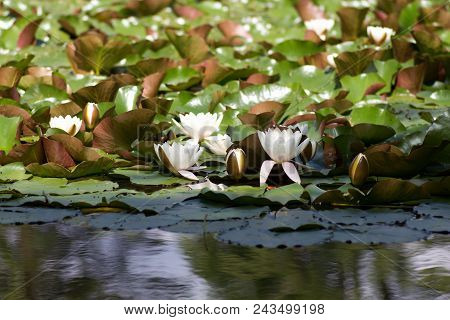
26,157,115,179
273,40,323,61
340,73,385,103
220,84,291,110
114,85,140,114
111,168,191,186
9,177,118,195
352,123,396,144
350,106,406,133
0,115,21,153
0,162,31,182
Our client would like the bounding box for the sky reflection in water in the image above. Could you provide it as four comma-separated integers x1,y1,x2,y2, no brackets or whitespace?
0,224,449,300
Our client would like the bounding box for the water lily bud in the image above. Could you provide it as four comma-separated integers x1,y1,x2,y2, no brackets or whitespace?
349,153,369,186
367,26,394,46
226,148,247,180
83,102,99,130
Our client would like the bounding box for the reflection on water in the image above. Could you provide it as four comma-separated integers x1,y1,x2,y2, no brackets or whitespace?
0,224,449,299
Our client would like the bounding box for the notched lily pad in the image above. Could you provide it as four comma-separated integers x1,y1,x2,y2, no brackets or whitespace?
161,199,268,221
0,206,80,225
26,157,115,179
65,212,181,230
406,218,450,234
111,168,191,186
9,177,119,195
162,220,247,234
0,162,31,182
331,225,429,245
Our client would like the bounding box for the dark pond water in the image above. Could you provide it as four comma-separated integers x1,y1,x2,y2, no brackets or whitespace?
0,224,449,300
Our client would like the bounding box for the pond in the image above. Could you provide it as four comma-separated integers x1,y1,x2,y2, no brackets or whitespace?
1,224,449,300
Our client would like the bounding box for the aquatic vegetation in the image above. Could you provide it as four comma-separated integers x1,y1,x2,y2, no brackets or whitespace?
0,0,449,247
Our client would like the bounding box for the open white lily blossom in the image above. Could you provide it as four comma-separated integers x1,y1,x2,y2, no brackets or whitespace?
172,112,223,142
367,26,395,46
49,115,82,136
154,141,204,181
258,127,310,185
305,19,334,40
203,134,233,156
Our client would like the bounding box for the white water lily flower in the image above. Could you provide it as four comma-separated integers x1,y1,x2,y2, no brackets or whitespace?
327,53,338,68
305,19,334,40
172,112,223,141
154,141,204,180
203,134,233,156
367,26,395,46
258,127,310,185
49,115,82,136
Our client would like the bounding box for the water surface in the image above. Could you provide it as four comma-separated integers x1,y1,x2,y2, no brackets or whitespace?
0,224,449,299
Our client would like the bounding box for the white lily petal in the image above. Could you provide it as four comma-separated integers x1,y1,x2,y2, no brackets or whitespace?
173,112,223,141
49,115,82,136
282,162,301,184
178,170,199,181
298,138,311,153
172,118,190,137
204,134,232,156
260,160,276,186
154,143,161,161
305,19,334,39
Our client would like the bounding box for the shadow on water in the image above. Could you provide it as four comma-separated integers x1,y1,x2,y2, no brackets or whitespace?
0,224,449,299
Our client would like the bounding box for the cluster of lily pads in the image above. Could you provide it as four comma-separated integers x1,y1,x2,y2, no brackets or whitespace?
0,0,449,247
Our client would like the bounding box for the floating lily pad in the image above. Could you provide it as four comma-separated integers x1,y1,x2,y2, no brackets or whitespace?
0,162,31,182
413,203,450,219
111,168,191,186
331,226,428,245
9,177,119,195
162,220,247,234
161,199,268,221
406,218,450,234
218,227,332,248
0,206,80,224
112,186,201,213
65,212,181,230
26,158,115,179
